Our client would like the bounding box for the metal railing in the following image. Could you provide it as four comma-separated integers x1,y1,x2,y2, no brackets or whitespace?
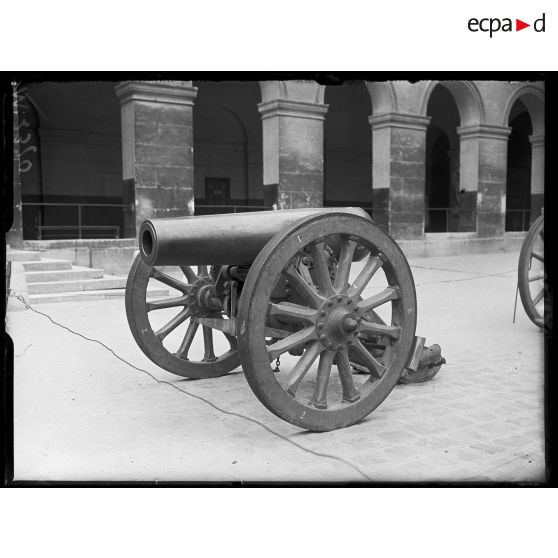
426,207,476,233
506,209,531,232
194,204,272,215
37,225,121,239
23,202,130,240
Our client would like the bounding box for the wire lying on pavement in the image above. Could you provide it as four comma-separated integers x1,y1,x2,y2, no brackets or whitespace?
9,291,373,482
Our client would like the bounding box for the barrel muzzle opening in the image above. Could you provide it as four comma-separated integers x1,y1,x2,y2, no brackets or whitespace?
140,223,157,265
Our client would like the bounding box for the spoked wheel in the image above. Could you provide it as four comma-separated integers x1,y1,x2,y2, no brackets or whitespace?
125,255,239,378
518,214,545,328
237,212,417,431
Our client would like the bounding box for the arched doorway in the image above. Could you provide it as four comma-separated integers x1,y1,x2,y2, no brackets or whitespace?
425,85,460,232
505,100,533,231
323,81,372,213
193,81,262,214
19,81,124,239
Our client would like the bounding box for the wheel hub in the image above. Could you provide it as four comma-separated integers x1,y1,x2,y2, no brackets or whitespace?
315,295,361,351
187,277,221,317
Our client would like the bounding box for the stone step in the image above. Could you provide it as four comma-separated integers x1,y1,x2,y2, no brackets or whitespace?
25,266,104,283
28,286,169,305
22,259,73,272
27,276,128,294
7,250,42,262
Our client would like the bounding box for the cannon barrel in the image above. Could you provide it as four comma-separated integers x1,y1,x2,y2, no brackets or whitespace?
139,207,371,266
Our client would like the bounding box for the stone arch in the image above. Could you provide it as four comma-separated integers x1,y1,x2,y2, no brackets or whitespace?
502,84,544,136
503,85,545,228
420,80,485,127
365,81,397,114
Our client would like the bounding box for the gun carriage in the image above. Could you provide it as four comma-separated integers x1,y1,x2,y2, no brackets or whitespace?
126,208,420,431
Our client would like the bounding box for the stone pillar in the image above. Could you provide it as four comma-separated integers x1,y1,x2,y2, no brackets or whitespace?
457,128,480,232
115,81,197,235
258,84,327,209
458,124,511,237
8,83,24,248
529,134,544,221
369,113,430,239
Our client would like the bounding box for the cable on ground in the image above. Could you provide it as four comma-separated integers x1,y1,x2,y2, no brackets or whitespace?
9,291,373,482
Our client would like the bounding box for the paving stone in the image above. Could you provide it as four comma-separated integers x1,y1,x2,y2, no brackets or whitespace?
440,415,476,428
493,434,537,448
407,421,450,435
382,445,423,459
477,421,518,434
376,430,419,444
468,442,508,454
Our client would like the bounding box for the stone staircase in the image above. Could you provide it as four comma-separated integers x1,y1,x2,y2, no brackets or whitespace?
7,249,168,304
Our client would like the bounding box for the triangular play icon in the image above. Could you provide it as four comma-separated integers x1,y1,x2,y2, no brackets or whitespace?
516,19,530,31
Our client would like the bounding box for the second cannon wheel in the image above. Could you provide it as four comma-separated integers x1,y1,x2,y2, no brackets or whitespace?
125,255,240,378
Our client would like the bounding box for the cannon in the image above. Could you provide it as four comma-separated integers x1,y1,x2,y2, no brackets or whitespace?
125,208,421,431
518,212,545,328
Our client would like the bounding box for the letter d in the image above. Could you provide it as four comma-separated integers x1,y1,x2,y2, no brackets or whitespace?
534,13,545,32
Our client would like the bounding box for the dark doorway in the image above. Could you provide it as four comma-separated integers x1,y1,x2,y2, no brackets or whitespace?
324,81,372,213
193,81,263,213
18,81,125,240
425,85,461,232
506,101,532,231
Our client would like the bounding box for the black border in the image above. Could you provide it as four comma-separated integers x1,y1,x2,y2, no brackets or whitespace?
1,71,555,487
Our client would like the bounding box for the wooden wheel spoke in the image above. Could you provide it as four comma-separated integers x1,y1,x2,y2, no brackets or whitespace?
352,339,386,378
267,326,317,360
180,265,198,283
308,350,335,409
359,319,401,341
202,326,216,361
336,349,361,403
284,266,325,309
283,341,323,396
176,319,199,358
529,273,544,282
198,265,209,277
268,302,318,324
348,255,383,298
357,287,399,313
333,236,357,293
310,242,335,297
532,288,544,306
147,295,187,312
151,269,190,293
531,250,544,262
155,308,191,341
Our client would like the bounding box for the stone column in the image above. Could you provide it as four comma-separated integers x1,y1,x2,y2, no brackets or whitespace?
369,113,430,239
115,81,197,235
458,124,511,237
258,85,328,209
529,134,544,221
457,128,480,232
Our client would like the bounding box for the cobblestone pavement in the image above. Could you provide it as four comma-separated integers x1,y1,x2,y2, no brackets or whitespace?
7,251,546,483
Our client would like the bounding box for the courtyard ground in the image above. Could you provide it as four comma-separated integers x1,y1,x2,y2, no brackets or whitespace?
6,250,546,483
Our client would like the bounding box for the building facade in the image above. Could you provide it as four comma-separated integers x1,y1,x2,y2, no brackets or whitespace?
9,79,545,249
